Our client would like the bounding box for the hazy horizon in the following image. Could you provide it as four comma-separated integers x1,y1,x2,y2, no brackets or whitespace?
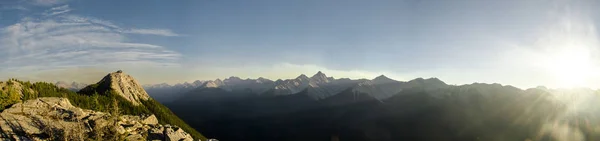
2,0,600,89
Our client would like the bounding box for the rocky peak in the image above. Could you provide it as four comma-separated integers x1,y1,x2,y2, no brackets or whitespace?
80,71,150,105
405,77,448,89
310,71,330,83
224,76,243,83
203,79,225,88
157,83,171,87
143,83,168,89
312,71,326,78
181,82,193,87
409,77,445,85
372,75,397,84
214,79,223,83
408,78,425,83
173,83,186,88
374,75,389,80
327,77,335,82
423,77,447,87
192,80,204,86
296,74,309,81
227,76,242,81
256,77,273,83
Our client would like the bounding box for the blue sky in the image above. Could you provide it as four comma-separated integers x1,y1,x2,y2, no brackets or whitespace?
2,0,600,89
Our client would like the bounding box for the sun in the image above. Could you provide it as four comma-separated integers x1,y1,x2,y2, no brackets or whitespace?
543,47,596,88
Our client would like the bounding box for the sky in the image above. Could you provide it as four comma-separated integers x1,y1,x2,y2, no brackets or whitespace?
1,0,600,89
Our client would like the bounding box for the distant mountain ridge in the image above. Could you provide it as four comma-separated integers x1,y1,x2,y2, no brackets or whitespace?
167,77,599,141
55,81,88,91
143,71,448,104
141,71,600,141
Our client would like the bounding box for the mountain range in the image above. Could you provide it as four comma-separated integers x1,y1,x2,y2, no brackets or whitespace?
159,72,600,141
49,71,600,141
143,71,446,102
55,81,88,91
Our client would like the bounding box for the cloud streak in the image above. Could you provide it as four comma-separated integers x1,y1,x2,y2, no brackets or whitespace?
123,28,181,37
1,5,29,11
0,5,183,82
29,0,69,6
43,4,71,16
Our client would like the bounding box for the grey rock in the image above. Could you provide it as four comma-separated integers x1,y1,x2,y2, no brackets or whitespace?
125,134,144,141
141,115,159,125
87,71,151,105
165,127,193,141
0,98,195,141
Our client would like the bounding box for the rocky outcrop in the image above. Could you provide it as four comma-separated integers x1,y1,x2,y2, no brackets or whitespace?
80,71,150,105
0,97,194,141
0,80,30,98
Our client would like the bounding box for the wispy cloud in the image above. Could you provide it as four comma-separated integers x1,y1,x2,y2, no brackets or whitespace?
123,28,181,37
61,15,120,29
1,5,29,11
49,4,68,10
0,5,183,82
43,4,71,16
29,0,69,6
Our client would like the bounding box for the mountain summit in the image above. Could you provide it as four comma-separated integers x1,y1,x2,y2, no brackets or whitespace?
296,74,310,81
371,75,397,85
310,71,330,83
79,70,150,105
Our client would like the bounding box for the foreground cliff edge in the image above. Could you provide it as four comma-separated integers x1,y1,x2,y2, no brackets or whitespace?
0,71,207,141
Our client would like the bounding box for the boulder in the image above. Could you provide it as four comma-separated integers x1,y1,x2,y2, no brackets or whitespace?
142,115,159,125
148,126,165,141
116,125,126,134
125,134,144,141
165,127,193,141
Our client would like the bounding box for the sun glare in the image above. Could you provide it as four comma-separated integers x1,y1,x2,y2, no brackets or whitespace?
544,48,596,88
